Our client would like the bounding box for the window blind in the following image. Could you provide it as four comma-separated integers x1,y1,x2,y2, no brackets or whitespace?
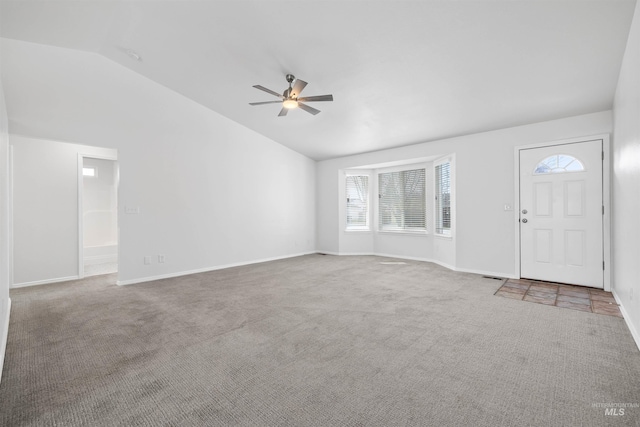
435,161,451,235
346,175,369,229
378,168,426,231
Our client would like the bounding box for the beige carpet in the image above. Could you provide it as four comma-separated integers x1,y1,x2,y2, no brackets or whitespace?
1,254,639,426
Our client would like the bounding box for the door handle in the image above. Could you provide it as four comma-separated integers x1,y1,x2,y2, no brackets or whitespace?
522,218,528,223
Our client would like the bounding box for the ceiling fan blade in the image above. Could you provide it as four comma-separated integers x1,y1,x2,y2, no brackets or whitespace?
297,94,333,103
290,79,308,98
249,101,283,106
253,85,284,99
278,107,289,117
297,102,321,115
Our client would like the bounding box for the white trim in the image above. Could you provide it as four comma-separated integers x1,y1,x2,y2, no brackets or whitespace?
0,298,10,385
513,134,611,291
8,145,13,287
316,252,457,274
116,252,316,286
11,276,79,289
345,174,371,231
328,251,516,279
376,252,456,270
612,289,640,352
376,230,428,236
602,137,612,292
375,253,432,262
433,154,455,238
77,154,84,279
453,266,517,279
330,252,375,256
434,234,454,240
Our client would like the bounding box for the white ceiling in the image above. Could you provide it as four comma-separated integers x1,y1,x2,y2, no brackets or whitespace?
0,0,636,160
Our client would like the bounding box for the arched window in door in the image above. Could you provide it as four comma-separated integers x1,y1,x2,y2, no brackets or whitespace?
533,154,585,174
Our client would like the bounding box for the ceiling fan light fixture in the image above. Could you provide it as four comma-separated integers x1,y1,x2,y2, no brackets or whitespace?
283,99,298,109
250,74,332,116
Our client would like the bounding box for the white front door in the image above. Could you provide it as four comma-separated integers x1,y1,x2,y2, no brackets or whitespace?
519,140,603,288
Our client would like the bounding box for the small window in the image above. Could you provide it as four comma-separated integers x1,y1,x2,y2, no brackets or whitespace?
435,160,451,236
82,167,96,177
534,154,584,174
346,175,369,230
378,168,426,232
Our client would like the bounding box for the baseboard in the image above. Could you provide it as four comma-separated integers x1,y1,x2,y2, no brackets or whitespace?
375,253,464,272
11,275,79,289
375,252,432,263
322,251,516,279
316,251,342,256
0,297,11,385
83,254,117,266
326,252,375,256
452,266,516,279
117,252,316,286
612,289,640,352
324,252,457,272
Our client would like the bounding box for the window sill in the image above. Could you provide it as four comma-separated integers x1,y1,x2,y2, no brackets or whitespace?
434,233,453,240
377,230,428,237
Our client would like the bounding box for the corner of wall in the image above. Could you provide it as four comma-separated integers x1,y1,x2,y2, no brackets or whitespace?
612,0,640,351
0,53,12,383
0,298,10,385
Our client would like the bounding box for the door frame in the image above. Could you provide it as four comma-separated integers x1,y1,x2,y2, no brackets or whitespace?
77,153,118,279
513,134,611,291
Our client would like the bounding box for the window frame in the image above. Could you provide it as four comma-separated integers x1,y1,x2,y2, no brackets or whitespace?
375,163,428,235
533,154,585,174
345,173,371,232
434,156,452,237
433,155,454,238
82,167,97,177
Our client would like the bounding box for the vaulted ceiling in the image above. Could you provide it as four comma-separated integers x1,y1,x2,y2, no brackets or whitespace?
0,0,636,160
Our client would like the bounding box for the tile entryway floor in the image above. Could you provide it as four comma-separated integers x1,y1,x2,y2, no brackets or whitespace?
495,278,623,318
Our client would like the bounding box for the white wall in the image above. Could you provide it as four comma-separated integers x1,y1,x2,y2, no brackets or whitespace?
3,39,316,286
11,136,116,286
612,0,640,348
317,111,612,277
0,56,10,383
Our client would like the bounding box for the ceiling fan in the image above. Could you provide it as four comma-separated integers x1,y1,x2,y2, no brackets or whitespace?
249,74,333,117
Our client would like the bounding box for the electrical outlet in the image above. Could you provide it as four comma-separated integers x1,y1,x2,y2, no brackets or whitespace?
158,255,165,264
125,206,140,214
144,256,152,265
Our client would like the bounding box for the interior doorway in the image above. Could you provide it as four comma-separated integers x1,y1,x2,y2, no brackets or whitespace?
518,139,604,288
79,156,118,278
